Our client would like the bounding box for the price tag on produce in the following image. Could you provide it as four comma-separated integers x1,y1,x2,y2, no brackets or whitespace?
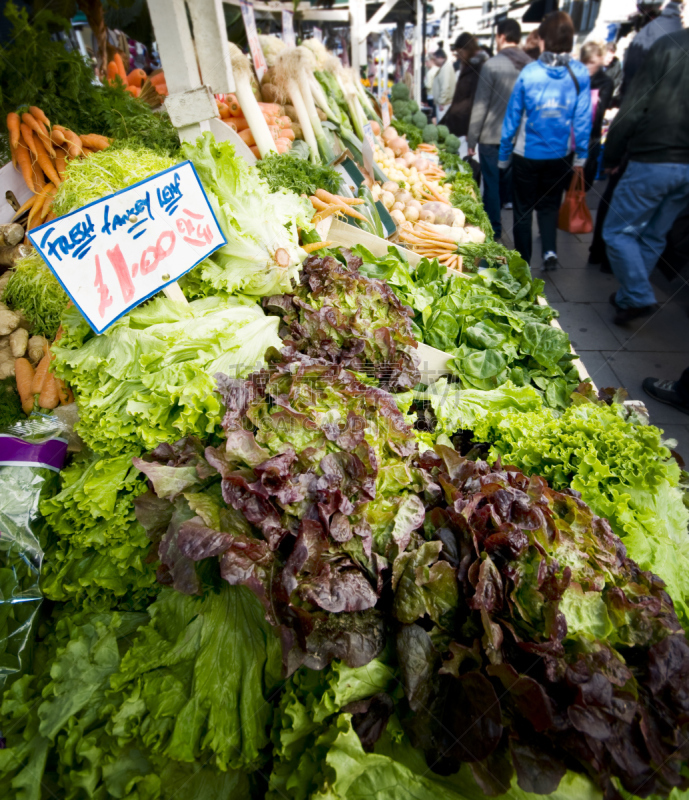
282,10,296,48
240,0,267,82
29,162,226,335
382,101,390,129
362,122,375,178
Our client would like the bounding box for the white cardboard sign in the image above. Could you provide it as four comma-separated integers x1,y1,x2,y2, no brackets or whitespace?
29,161,226,334
282,10,296,48
240,0,267,82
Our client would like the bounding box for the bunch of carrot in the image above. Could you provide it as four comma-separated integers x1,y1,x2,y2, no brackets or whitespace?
7,108,112,229
308,189,368,225
216,94,294,158
15,338,72,414
105,53,167,101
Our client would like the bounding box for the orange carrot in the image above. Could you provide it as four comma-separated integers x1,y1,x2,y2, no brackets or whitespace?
262,113,278,126
280,127,295,141
257,102,281,116
227,97,242,117
79,134,111,151
233,117,250,132
106,61,118,83
238,128,255,146
39,186,57,221
222,120,238,132
7,112,20,168
14,143,34,190
44,210,56,223
38,372,60,410
217,102,230,118
29,106,50,128
22,113,55,157
57,378,73,405
114,52,127,81
31,348,51,394
127,68,146,87
20,123,37,156
27,182,52,227
51,127,67,148
249,145,261,159
154,82,168,95
126,84,141,98
267,125,281,141
54,127,82,158
31,156,45,193
32,135,60,186
150,71,166,86
15,358,35,414
54,147,66,179
81,147,94,157
277,115,292,128
12,194,36,220
275,139,291,153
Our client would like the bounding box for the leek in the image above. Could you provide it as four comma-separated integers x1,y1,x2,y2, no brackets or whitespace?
228,43,277,159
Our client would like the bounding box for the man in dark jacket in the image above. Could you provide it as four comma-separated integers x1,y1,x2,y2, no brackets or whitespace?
603,27,689,325
467,18,532,238
621,1,683,96
441,33,488,138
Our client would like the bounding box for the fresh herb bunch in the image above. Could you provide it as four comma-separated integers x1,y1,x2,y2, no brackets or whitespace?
450,170,494,239
0,3,179,161
255,152,341,196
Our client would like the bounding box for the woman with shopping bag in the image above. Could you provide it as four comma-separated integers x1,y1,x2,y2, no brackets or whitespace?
498,11,592,270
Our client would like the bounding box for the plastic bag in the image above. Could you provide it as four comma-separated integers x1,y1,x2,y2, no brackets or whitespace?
0,415,68,690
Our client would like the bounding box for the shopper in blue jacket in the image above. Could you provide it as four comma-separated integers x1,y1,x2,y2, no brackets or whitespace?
498,12,592,270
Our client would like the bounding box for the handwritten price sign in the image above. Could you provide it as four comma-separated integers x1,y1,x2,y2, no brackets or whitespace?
240,0,267,82
29,162,225,334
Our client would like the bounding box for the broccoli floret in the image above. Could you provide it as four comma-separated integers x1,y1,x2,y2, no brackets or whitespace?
408,100,419,114
422,124,439,143
437,124,449,142
412,110,428,129
391,83,410,101
403,113,414,124
444,133,460,152
392,100,411,118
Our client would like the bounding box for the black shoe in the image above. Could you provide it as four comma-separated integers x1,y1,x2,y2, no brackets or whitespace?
542,255,558,272
587,256,601,266
609,292,620,309
613,304,658,325
643,377,689,416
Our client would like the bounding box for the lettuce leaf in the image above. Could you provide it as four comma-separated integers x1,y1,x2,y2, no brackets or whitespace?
39,452,157,611
0,585,279,798
181,134,313,298
52,295,281,454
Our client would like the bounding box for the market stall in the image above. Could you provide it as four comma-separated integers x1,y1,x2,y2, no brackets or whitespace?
1,3,689,800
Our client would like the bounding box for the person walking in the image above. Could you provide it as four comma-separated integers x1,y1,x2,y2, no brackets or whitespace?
466,19,531,239
441,33,488,137
430,47,456,121
603,27,689,325
621,0,683,96
580,42,614,189
498,12,592,270
603,42,623,104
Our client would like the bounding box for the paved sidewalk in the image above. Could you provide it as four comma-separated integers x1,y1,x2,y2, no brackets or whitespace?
500,182,689,461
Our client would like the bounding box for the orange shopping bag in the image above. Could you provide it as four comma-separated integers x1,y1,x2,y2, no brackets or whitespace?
558,166,593,234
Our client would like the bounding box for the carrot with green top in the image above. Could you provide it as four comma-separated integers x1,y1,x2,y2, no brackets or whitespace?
14,143,34,190
38,372,60,409
7,112,20,168
22,112,55,157
33,136,60,186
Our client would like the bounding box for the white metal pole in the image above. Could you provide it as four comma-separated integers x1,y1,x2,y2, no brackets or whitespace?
187,0,236,95
413,0,423,105
148,0,216,142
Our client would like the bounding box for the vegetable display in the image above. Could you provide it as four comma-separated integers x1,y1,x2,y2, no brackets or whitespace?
2,16,689,800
